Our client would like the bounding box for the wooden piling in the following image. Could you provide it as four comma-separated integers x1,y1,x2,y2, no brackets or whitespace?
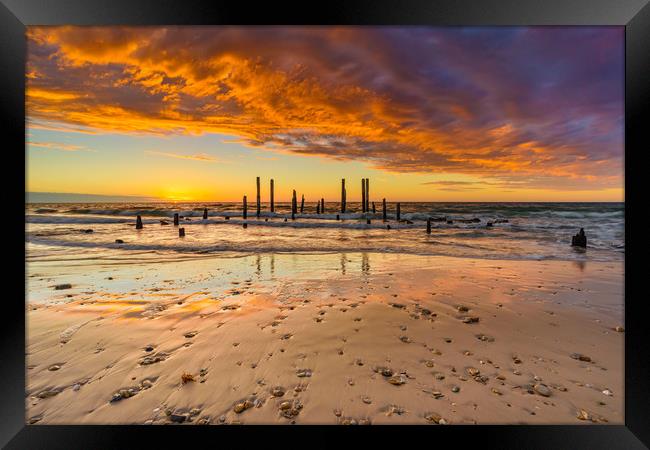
361,178,366,213
341,179,346,213
366,218,371,225
173,213,179,226
426,218,432,234
321,198,325,214
372,201,376,214
243,223,248,229
382,198,387,221
179,227,185,237
203,208,208,220
317,202,320,214
397,203,401,222
243,195,247,219
365,178,370,213
336,214,340,221
270,179,275,213
136,215,143,229
292,190,297,215
256,176,261,217
300,194,305,213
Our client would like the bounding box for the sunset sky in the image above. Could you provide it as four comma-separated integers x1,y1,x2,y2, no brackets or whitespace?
26,26,624,202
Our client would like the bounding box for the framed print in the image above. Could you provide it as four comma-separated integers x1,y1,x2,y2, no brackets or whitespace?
2,0,649,448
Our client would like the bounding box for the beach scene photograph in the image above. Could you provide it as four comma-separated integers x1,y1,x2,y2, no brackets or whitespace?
25,26,624,425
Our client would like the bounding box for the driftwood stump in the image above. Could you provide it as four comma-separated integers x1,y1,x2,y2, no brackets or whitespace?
571,228,587,247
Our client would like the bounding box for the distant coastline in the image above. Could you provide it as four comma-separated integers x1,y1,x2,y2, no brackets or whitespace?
26,192,161,203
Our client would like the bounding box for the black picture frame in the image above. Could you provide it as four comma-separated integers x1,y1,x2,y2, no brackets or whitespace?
3,0,649,448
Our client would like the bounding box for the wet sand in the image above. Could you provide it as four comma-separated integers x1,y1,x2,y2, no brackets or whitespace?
26,253,624,425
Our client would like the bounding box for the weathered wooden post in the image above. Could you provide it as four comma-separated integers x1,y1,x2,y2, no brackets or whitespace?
173,213,179,226
179,227,185,237
365,178,370,213
203,208,208,220
336,214,340,221
321,198,325,214
372,201,376,214
382,198,387,222
361,179,366,213
270,179,275,213
317,202,321,214
571,228,587,247
397,203,401,222
341,179,346,213
243,195,247,219
300,194,305,213
292,190,297,220
243,223,248,229
366,218,371,225
136,215,143,229
256,176,261,217
426,218,432,234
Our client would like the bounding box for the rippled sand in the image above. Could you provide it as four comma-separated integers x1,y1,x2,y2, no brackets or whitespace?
26,253,624,424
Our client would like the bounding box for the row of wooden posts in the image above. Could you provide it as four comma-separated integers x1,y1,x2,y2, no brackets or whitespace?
133,177,444,236
137,210,440,236
241,177,401,221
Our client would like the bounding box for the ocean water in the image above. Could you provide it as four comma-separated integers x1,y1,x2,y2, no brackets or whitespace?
25,202,624,263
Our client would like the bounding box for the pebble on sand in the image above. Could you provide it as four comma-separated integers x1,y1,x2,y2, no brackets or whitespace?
234,399,255,414
181,372,196,384
271,387,286,397
425,413,447,424
37,389,61,399
296,369,312,378
54,284,72,290
387,375,407,385
374,366,394,377
279,400,303,419
570,353,592,362
462,316,480,324
533,383,552,397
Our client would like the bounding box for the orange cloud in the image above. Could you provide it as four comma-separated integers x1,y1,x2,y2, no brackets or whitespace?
25,26,624,192
28,141,93,152
144,150,219,162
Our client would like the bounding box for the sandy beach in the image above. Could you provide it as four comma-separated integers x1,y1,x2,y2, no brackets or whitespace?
26,252,624,425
